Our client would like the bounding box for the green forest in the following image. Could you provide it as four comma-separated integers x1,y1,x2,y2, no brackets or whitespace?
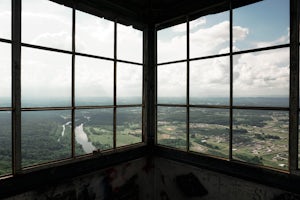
0,108,142,176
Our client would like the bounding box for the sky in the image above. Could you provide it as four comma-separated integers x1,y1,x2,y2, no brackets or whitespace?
157,0,290,101
0,0,143,107
0,0,292,107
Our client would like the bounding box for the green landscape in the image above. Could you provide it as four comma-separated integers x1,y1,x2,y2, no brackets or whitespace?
1,97,300,176
157,105,290,170
0,107,142,176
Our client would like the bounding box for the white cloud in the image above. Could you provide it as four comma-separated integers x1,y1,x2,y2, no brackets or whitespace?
21,48,72,102
190,57,229,98
117,63,143,98
157,63,186,98
190,17,206,31
233,48,289,97
117,24,143,63
22,0,72,50
76,11,114,58
255,29,290,48
0,43,11,101
75,56,114,100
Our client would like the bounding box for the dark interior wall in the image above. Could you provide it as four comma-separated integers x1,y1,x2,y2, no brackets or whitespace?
3,156,300,200
2,158,154,200
154,157,300,200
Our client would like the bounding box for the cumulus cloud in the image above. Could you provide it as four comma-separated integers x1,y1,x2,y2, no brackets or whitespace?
117,63,142,100
76,11,114,58
21,47,72,103
75,56,114,101
190,57,229,98
233,48,289,97
255,28,290,48
0,43,11,102
158,15,289,99
157,63,186,99
117,24,143,63
22,0,72,50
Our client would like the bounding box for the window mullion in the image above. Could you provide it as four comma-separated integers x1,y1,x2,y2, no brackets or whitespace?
113,20,117,149
186,18,190,152
71,7,76,158
289,0,299,173
12,0,22,174
229,0,233,161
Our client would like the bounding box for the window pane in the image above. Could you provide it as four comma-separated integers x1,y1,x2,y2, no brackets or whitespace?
76,11,114,58
157,106,186,150
117,107,142,147
0,0,11,39
190,108,229,158
75,56,113,106
22,110,72,167
233,48,289,107
75,109,113,156
190,57,229,105
22,0,72,50
233,110,288,169
0,43,11,107
190,11,229,58
157,23,186,63
233,0,289,51
117,63,142,105
22,47,71,107
157,63,186,104
117,24,143,63
0,111,11,176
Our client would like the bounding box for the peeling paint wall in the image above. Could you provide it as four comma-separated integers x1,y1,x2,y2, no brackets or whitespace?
154,157,299,200
3,157,300,200
3,157,154,200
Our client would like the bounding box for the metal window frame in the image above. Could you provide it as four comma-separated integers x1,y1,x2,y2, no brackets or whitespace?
0,0,145,178
155,0,299,174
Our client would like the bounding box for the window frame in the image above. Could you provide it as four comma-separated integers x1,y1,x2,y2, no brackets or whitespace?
155,0,300,175
0,0,145,178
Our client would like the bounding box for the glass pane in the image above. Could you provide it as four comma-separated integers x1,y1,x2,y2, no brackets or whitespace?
75,56,113,106
76,10,114,58
22,47,71,107
190,11,229,58
157,107,186,150
190,108,229,158
75,109,113,156
0,0,11,39
190,57,229,105
117,24,143,63
233,110,288,170
0,43,11,107
117,107,142,147
233,0,289,51
22,110,72,167
0,111,11,176
117,63,142,105
157,23,187,63
157,63,186,104
22,0,72,50
233,48,289,107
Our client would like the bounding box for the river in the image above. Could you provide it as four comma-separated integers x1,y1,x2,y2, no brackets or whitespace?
75,123,96,153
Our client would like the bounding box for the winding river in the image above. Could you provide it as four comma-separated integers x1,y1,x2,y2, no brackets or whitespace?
75,123,96,153
59,120,96,153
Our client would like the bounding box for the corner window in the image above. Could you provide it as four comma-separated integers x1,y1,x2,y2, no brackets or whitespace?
156,0,291,170
0,1,11,176
0,0,144,177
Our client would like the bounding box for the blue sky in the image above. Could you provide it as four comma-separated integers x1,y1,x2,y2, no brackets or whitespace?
157,0,290,99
